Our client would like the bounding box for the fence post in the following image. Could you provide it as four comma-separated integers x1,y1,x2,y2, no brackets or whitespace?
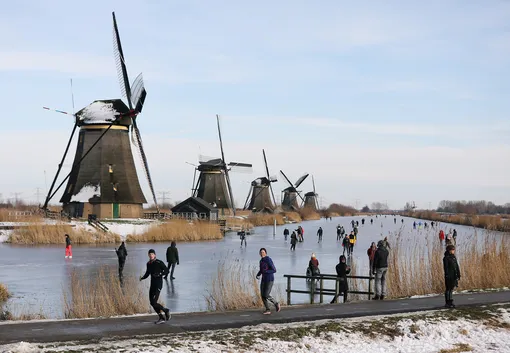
368,275,372,300
319,277,324,304
334,278,339,304
287,276,291,305
310,278,315,304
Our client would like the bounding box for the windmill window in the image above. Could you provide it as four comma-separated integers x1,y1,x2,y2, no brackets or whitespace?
108,165,113,173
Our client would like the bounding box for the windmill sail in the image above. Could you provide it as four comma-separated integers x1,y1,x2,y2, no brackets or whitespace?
112,12,132,108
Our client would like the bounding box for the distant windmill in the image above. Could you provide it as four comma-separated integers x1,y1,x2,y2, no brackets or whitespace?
280,171,309,211
192,115,252,215
303,175,319,210
41,12,157,219
243,149,277,213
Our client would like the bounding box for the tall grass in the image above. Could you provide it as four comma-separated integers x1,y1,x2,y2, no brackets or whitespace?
204,258,284,311
0,283,10,303
126,219,222,242
298,208,321,221
386,229,510,298
63,267,150,318
408,211,509,232
0,208,43,222
283,211,302,223
8,223,120,244
247,213,285,226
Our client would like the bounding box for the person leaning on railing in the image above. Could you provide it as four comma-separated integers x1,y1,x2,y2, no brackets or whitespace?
330,255,351,304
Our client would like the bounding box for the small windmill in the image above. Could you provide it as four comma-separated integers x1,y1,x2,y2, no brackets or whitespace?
303,175,319,210
41,12,158,219
192,115,252,215
243,149,277,213
280,170,309,211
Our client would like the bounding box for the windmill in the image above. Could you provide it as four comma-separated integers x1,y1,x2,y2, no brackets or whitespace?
243,149,277,213
303,175,319,210
280,170,309,211
41,12,157,219
192,115,252,216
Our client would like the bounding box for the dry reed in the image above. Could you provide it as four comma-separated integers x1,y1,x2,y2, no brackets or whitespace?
126,219,222,242
0,283,10,303
408,211,509,232
298,208,321,221
204,258,284,311
283,212,302,223
0,208,43,222
8,223,120,244
386,229,510,298
225,217,254,230
63,267,150,318
247,213,285,226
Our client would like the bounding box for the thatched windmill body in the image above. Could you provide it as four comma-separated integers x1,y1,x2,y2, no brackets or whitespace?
280,171,309,211
192,115,252,215
243,149,277,213
303,175,319,210
42,12,158,219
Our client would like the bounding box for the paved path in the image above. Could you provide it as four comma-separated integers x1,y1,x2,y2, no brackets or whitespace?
0,291,508,344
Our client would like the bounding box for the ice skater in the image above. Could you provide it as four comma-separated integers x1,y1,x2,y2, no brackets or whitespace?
64,234,72,259
140,249,171,324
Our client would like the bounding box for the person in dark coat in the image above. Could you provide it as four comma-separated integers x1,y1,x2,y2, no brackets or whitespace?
256,248,280,315
317,227,323,243
283,228,289,241
330,255,351,303
140,249,170,324
372,240,389,300
342,235,350,255
443,244,461,308
165,241,179,280
367,242,377,273
115,241,128,278
290,231,297,251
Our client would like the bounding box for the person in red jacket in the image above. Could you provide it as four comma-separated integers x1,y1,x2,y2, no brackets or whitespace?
439,230,445,244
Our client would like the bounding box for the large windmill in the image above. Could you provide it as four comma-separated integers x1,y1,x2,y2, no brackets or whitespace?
243,149,277,213
41,12,158,219
280,171,309,211
303,175,319,210
192,115,252,216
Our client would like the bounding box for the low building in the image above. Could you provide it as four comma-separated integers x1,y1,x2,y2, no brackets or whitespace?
171,197,218,221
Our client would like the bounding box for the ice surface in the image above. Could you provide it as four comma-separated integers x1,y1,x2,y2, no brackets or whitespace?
70,184,101,203
79,101,119,124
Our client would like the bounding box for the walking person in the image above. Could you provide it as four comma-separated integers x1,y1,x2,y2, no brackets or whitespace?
367,242,377,274
256,248,280,315
348,231,356,256
372,240,389,300
439,229,445,244
336,225,341,241
165,242,179,280
361,218,365,225
394,217,396,224
115,241,128,279
452,229,457,242
64,234,72,259
371,218,374,225
308,253,320,277
239,230,247,247
283,228,289,241
342,235,349,255
317,227,323,243
443,245,461,308
290,231,297,251
140,249,171,324
330,255,351,303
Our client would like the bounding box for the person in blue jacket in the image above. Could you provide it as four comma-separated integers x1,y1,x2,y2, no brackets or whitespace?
256,248,280,315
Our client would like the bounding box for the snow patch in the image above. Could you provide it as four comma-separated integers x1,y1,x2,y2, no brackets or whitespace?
79,101,119,124
70,184,100,203
0,230,13,243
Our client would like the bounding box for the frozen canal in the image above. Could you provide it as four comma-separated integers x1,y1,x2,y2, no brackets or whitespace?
0,215,500,318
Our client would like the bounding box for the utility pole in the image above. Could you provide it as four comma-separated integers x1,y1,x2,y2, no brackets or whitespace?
11,192,22,206
158,191,171,207
35,188,42,205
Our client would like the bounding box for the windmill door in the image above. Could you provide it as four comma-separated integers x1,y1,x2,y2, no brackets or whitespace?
113,203,120,218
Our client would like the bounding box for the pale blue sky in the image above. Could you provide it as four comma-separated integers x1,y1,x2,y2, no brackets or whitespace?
1,1,509,209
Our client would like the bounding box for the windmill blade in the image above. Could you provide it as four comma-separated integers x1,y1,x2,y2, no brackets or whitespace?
296,190,306,203
227,162,252,168
217,114,235,214
112,12,132,109
243,185,253,210
263,149,271,180
132,120,159,212
130,73,147,113
294,173,310,188
312,175,316,194
280,170,294,188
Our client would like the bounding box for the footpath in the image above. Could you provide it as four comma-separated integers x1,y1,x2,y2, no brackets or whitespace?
0,291,509,344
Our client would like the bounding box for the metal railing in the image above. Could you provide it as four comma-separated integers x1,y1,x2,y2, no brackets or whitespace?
283,273,374,305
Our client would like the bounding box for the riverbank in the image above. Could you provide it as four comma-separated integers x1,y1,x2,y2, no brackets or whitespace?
0,292,509,351
405,210,510,232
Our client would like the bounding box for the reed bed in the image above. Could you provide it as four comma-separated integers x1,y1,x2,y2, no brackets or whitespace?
7,223,120,244
386,229,510,298
247,213,285,226
408,211,509,232
283,211,302,223
63,267,150,318
224,217,254,230
204,258,284,311
298,208,321,221
0,208,43,222
126,219,222,242
0,283,10,303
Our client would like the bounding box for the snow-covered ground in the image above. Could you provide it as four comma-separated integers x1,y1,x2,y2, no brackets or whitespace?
2,304,509,353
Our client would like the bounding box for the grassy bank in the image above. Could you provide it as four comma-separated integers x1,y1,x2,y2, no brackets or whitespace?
204,257,284,311
126,220,222,242
7,223,120,244
0,283,10,303
63,267,150,318
387,229,510,298
406,210,510,232
247,213,285,227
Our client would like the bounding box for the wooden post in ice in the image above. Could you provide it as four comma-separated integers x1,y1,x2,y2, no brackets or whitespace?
273,218,276,237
